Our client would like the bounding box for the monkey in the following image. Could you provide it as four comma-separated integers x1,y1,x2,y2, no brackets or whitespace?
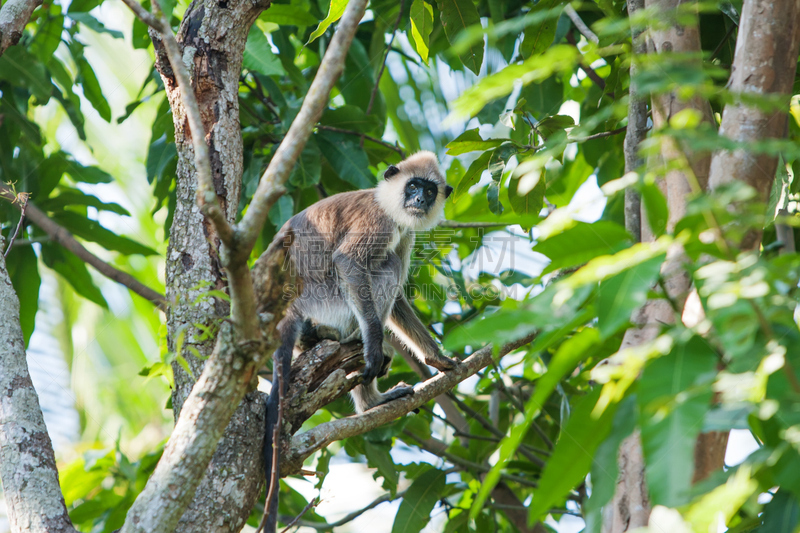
260,151,457,532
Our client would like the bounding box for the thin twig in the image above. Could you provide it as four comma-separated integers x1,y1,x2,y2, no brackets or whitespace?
0,184,168,310
290,491,404,530
238,0,369,255
119,0,162,30
438,221,507,228
366,0,404,115
565,32,610,96
280,497,320,532
316,124,405,157
564,5,598,44
4,190,28,257
570,125,629,143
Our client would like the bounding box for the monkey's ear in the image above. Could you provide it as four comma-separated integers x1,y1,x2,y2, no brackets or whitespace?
445,185,453,198
384,165,400,179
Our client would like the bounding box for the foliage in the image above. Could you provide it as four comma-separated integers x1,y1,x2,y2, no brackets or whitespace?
3,0,800,531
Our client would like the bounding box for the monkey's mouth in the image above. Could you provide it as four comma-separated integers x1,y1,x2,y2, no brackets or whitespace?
405,206,427,216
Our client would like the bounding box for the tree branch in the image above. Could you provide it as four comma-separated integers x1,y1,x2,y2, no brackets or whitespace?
0,0,41,57
283,334,535,474
564,5,599,44
0,184,168,311
0,241,77,533
237,0,369,255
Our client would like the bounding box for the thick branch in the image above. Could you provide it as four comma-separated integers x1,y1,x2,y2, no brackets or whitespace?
0,0,41,56
119,245,292,533
0,242,77,533
237,0,369,254
624,0,648,242
283,334,535,474
0,184,168,311
708,0,800,238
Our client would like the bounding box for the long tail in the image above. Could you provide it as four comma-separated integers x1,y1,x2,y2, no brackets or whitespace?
260,309,301,533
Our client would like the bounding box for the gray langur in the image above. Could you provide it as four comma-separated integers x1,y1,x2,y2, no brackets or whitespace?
261,151,457,531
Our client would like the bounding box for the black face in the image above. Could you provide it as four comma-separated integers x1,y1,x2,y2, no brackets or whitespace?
404,177,439,215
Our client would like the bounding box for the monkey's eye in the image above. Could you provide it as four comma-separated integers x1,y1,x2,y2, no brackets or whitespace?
426,190,434,197
409,184,416,191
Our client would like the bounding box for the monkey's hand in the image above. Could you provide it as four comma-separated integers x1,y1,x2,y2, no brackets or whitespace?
362,348,385,383
425,351,458,372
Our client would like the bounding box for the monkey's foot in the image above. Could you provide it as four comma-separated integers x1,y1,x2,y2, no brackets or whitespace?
376,382,414,406
425,352,458,372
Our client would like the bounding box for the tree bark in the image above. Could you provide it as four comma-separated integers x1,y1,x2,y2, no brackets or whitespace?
695,0,800,481
0,0,41,57
0,239,77,533
604,1,712,530
151,0,269,530
708,0,800,245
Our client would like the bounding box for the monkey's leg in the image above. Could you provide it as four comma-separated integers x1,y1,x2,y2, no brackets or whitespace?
263,309,302,533
332,253,386,383
387,294,458,371
350,380,414,413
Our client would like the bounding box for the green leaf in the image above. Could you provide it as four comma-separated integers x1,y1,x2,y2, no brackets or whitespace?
308,0,347,44
69,12,124,38
6,246,41,347
41,244,108,308
0,47,52,103
39,189,130,216
448,45,578,121
452,150,492,200
392,468,446,533
471,328,601,519
260,4,318,26
68,0,102,12
320,105,381,134
527,386,618,524
30,13,65,63
639,336,717,507
243,26,284,76
77,57,112,122
537,114,574,138
760,489,800,532
410,0,434,64
445,129,504,156
146,135,177,185
65,160,114,184
533,221,633,275
316,130,376,189
508,168,545,216
52,212,159,256
640,182,668,237
519,0,566,59
439,0,484,74
597,254,665,338
487,181,503,215
268,195,293,228
289,138,322,188
364,441,399,492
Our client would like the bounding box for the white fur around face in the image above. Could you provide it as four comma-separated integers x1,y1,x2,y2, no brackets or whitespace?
376,151,448,230
376,177,446,230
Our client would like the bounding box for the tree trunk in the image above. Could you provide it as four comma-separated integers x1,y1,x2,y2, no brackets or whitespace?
152,0,270,530
604,1,712,530
0,239,76,533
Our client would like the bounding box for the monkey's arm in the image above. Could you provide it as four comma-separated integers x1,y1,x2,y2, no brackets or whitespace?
332,251,386,382
387,293,457,372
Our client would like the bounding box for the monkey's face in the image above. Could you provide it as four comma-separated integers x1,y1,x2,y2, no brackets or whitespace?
403,178,440,216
